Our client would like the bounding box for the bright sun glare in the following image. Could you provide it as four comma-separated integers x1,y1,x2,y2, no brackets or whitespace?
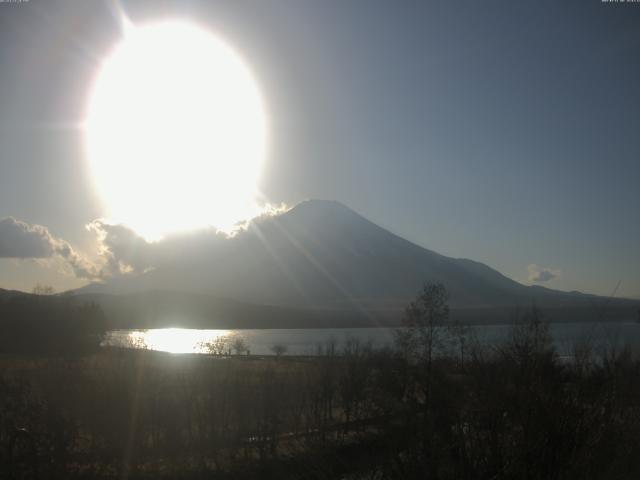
128,328,230,354
85,20,267,239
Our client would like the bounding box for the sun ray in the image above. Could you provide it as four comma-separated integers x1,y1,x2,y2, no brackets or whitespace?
268,216,382,326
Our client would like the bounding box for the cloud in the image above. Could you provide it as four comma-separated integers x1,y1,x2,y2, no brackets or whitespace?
88,220,155,275
2,204,292,284
0,216,101,280
0,217,56,258
527,263,561,283
88,220,228,276
56,240,101,280
88,203,291,277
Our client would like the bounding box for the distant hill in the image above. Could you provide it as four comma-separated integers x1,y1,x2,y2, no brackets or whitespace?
0,288,30,300
71,290,637,330
74,290,381,330
73,200,638,327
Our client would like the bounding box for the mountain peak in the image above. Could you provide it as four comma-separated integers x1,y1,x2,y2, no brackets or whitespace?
275,199,386,240
288,199,355,215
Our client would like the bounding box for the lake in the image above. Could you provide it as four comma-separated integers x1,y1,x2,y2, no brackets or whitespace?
103,320,640,356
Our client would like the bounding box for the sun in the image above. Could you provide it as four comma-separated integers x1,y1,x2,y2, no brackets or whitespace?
85,20,267,239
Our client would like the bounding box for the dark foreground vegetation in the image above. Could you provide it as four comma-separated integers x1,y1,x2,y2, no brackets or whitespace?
0,292,106,354
1,285,640,479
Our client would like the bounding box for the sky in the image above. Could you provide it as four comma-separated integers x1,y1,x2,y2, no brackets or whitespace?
0,0,639,298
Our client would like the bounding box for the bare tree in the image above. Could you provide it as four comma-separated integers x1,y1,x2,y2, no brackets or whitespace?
502,304,554,365
231,336,248,355
270,344,287,357
395,282,451,468
448,319,470,369
32,283,55,295
396,282,450,369
198,336,229,355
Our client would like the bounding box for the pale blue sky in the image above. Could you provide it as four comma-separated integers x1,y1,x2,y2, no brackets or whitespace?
0,0,639,298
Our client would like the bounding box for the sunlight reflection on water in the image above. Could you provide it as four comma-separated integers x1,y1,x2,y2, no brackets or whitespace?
103,327,397,355
103,321,640,357
122,328,232,354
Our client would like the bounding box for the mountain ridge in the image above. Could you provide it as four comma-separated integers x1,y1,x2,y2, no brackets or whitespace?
75,199,630,311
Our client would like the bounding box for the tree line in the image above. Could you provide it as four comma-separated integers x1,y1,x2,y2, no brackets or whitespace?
0,290,106,354
0,283,639,479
